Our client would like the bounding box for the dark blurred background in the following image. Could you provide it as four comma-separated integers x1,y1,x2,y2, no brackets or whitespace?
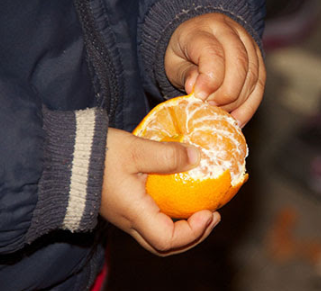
104,1,321,290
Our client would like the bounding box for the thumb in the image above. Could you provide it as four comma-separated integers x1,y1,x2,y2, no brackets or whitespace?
132,137,200,174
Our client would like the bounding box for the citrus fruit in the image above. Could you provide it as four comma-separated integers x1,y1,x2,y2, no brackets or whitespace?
133,92,248,219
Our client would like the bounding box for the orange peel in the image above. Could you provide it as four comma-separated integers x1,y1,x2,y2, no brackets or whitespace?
133,93,248,218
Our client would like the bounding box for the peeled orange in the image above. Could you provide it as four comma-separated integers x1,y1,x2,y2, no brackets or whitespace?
133,93,248,219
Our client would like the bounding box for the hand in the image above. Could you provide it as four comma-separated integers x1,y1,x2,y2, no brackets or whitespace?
165,13,266,127
100,128,221,256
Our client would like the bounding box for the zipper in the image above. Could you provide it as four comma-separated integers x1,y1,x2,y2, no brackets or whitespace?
73,0,119,125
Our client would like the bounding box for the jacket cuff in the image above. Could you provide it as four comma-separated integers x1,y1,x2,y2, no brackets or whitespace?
26,107,108,243
141,0,265,98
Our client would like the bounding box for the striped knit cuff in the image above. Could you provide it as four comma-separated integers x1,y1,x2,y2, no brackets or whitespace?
26,107,108,243
141,0,265,98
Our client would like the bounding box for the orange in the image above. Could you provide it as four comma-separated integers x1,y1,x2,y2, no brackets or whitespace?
133,92,248,219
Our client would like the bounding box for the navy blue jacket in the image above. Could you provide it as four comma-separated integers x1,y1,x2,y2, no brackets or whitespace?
0,0,265,290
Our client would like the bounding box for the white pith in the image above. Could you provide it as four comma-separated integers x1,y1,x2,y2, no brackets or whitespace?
136,96,248,186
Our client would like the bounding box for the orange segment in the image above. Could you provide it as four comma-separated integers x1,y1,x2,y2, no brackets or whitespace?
161,135,184,143
133,92,248,218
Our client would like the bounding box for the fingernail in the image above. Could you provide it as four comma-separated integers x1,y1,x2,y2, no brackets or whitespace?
186,146,200,166
207,100,218,107
212,212,221,227
194,90,208,100
230,113,244,128
206,216,214,227
236,119,244,129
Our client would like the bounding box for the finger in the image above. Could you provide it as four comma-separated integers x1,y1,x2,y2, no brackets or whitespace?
130,209,221,256
231,46,266,127
131,137,200,174
236,35,260,104
210,32,260,112
165,59,203,95
164,58,197,91
185,32,225,100
205,28,249,107
166,61,199,94
165,211,221,255
184,67,199,94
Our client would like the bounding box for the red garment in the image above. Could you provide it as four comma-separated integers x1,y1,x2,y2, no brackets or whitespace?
90,263,108,291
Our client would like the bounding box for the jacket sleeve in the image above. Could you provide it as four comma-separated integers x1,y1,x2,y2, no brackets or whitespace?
0,79,108,254
138,0,266,99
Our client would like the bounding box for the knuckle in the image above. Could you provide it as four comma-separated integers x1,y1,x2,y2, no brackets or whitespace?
256,69,267,93
248,62,259,82
161,144,182,173
235,49,249,72
206,44,225,65
130,138,144,171
200,44,225,88
257,77,266,94
260,67,267,85
153,237,172,253
194,32,225,64
220,90,238,104
246,65,259,93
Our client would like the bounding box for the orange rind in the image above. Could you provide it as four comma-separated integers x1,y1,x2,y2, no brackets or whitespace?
133,92,248,218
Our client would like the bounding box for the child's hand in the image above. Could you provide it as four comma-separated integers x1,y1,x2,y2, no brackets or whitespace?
165,13,266,127
100,128,221,256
